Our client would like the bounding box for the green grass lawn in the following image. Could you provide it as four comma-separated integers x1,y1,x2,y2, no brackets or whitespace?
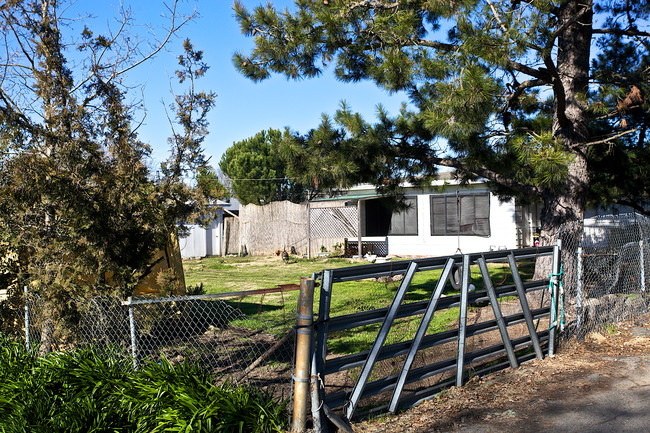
182,255,536,354
183,254,361,293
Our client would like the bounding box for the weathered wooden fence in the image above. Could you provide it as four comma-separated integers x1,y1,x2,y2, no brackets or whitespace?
229,200,360,258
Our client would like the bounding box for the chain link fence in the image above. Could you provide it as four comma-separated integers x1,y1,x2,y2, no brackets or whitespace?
7,287,298,398
4,211,649,415
0,287,44,350
558,212,649,339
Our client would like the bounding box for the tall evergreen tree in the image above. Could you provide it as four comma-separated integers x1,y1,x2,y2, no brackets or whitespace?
0,1,221,343
219,129,305,205
233,0,650,242
160,39,225,230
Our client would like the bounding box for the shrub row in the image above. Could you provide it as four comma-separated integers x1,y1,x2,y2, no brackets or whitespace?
0,335,288,432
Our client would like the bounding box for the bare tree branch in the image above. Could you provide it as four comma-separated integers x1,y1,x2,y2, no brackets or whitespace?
503,78,546,113
593,28,650,37
586,127,640,147
505,58,552,82
114,1,195,77
71,1,196,94
70,7,131,94
486,0,508,32
613,199,650,216
349,0,399,11
409,37,457,51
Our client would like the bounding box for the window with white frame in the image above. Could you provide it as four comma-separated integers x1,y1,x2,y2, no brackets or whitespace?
430,192,490,236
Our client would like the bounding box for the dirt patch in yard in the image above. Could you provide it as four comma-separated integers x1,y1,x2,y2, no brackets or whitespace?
352,314,650,433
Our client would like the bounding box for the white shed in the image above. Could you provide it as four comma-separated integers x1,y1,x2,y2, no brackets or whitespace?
179,198,240,259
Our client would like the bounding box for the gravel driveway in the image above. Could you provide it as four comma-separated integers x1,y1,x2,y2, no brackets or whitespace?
353,318,650,433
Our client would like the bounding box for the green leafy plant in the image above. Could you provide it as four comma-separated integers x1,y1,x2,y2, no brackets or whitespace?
0,335,288,432
604,323,618,335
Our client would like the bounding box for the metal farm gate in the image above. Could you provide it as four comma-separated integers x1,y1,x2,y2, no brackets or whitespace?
292,244,562,432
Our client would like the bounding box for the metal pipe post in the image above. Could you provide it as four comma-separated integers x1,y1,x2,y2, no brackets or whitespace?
455,254,470,387
357,200,362,258
315,270,333,389
640,240,646,295
292,278,315,433
24,286,30,352
548,241,561,356
576,247,584,340
128,297,138,369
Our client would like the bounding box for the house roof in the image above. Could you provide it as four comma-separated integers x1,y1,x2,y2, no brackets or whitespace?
310,192,381,203
217,197,240,211
310,170,489,203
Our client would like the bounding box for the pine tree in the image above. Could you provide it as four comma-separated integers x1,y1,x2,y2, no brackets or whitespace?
233,0,650,242
219,129,305,205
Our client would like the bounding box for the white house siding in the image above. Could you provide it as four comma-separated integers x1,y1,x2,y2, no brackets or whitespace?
383,186,518,257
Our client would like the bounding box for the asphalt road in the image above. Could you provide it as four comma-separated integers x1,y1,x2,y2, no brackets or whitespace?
354,325,650,433
454,353,650,433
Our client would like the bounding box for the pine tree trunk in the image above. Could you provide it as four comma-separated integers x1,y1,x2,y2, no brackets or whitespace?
534,0,593,280
540,153,589,244
535,155,588,281
537,0,593,245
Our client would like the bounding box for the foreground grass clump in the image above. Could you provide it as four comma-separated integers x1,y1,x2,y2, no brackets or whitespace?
0,335,288,433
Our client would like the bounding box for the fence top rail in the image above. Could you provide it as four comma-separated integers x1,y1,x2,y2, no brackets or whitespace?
122,283,303,306
325,246,554,283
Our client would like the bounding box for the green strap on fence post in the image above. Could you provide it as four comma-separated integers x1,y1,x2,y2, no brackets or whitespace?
548,265,564,332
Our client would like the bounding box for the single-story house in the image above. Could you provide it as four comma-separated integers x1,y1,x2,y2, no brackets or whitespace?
311,172,537,257
312,171,648,257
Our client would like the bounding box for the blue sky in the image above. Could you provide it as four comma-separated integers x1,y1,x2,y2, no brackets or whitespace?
91,0,408,168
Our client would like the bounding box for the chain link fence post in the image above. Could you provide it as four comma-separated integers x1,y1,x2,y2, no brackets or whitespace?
576,246,584,340
640,239,646,296
127,296,138,369
24,286,30,351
